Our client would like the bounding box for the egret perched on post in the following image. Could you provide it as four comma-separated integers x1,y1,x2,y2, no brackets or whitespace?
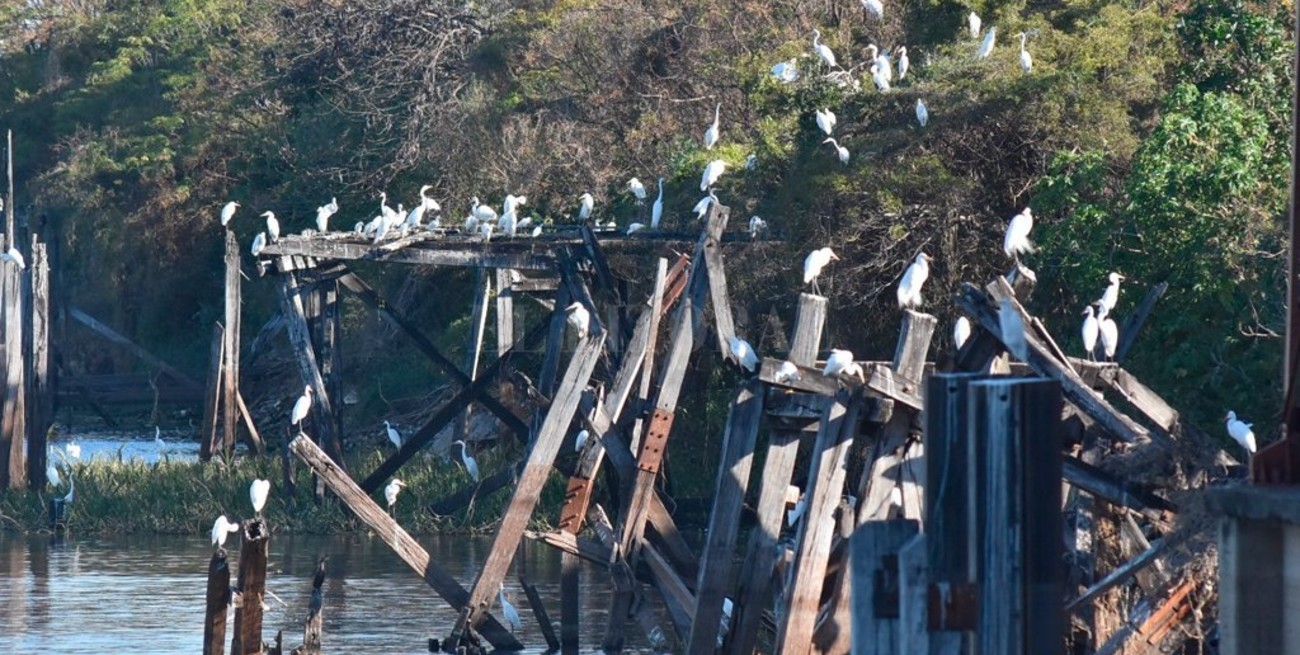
1003,208,1035,258
250,479,271,515
897,46,910,81
701,160,727,191
1017,32,1033,73
896,253,932,309
860,0,883,20
575,429,589,453
211,515,240,549
452,440,480,482
565,302,591,340
627,178,648,201
1081,306,1100,360
823,349,865,382
384,479,406,515
811,29,838,69
916,99,929,127
728,336,760,373
954,316,972,350
499,584,522,632
250,232,267,257
815,108,837,136
1097,304,1118,361
503,194,527,216
471,196,498,224
651,178,665,229
976,26,997,59
2,246,25,270
693,189,718,221
968,11,982,39
626,223,647,235
262,211,280,243
771,59,800,83
748,216,767,238
1225,411,1257,456
822,138,850,165
384,421,402,449
870,63,891,92
867,45,892,82
803,247,839,295
403,186,434,230
1098,272,1124,314
291,385,314,426
703,103,722,150
315,198,338,233
774,360,802,384
220,201,240,227
578,192,595,222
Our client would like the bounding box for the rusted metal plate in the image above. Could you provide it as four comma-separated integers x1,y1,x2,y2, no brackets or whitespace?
638,408,674,474
557,477,594,535
928,582,979,631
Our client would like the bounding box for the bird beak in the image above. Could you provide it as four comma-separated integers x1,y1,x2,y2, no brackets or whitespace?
830,253,841,261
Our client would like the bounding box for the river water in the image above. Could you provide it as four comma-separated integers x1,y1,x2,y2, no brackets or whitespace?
0,532,662,653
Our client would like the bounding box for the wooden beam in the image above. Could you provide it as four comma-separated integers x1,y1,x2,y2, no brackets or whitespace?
1100,367,1180,433
222,231,242,455
199,323,226,461
702,202,737,360
276,271,343,464
686,380,763,655
1065,534,1190,613
3,261,27,489
789,293,828,366
538,286,572,397
897,533,930,654
260,236,559,270
629,257,672,454
204,551,232,655
1063,456,1177,515
496,268,515,354
849,519,921,654
67,306,201,390
459,268,491,441
289,434,522,650
1116,282,1168,363
892,310,937,380
231,519,269,655
526,529,613,565
452,335,606,643
26,242,50,487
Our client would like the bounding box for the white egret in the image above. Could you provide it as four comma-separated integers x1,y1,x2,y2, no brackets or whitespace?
823,349,865,382
867,45,893,82
1081,306,1100,360
46,462,62,488
211,515,240,549
500,584,522,632
503,194,527,215
968,11,982,39
745,153,758,170
701,159,727,191
480,223,495,242
693,189,718,220
748,215,767,238
703,102,721,150
815,108,837,136
998,297,1028,361
897,253,932,309
291,385,314,426
1017,32,1033,73
1003,208,1035,258
774,360,802,384
651,178,665,229
803,247,839,295
575,429,589,453
385,420,402,449
250,232,267,256
860,0,883,19
2,246,26,270
515,217,533,232
354,221,366,235
954,316,972,350
262,211,280,243
65,441,81,459
250,479,271,515
822,137,850,165
628,178,648,201
916,99,929,127
315,198,338,233
626,222,647,235
771,58,800,83
155,426,166,453
372,213,390,244
977,26,997,59
463,214,479,233
471,197,498,224
578,193,595,222
897,46,910,81
379,192,401,228
1097,304,1118,360
384,478,406,513
499,208,517,238
1225,411,1257,454
870,63,891,92
1098,272,1124,314
220,201,239,227
811,29,838,69
728,336,760,372
404,186,434,230
530,225,543,238
565,302,591,340
453,440,480,482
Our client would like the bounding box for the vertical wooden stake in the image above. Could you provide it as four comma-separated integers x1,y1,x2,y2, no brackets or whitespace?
204,550,232,655
496,268,515,355
26,242,50,487
275,268,342,464
222,231,241,455
849,519,920,654
3,257,27,489
301,556,326,653
199,323,225,461
789,293,828,366
460,267,491,440
231,519,269,655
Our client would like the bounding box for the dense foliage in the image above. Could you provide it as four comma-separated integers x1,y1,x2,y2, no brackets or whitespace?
0,0,1290,442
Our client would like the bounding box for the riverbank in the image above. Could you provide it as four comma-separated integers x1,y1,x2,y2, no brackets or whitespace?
0,447,567,535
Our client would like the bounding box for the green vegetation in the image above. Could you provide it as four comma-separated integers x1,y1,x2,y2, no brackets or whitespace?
0,0,1292,510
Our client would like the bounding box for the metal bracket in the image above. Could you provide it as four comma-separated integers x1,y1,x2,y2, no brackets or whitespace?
637,408,674,474
927,582,980,631
557,477,594,535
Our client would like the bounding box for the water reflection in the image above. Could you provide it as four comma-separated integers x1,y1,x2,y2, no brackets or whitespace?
0,532,659,653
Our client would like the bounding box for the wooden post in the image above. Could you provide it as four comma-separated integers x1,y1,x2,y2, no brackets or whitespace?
538,286,573,397
686,380,763,655
777,393,859,655
631,258,671,453
301,556,326,654
222,231,241,455
275,269,343,464
702,202,737,359
204,550,232,655
969,378,1063,655
496,268,515,355
3,258,27,489
849,519,921,655
199,323,225,461
315,279,342,451
67,306,203,391
26,242,50,487
458,267,491,441
789,293,828,366
4,131,12,239
451,334,606,645
231,519,270,655
897,534,930,653
289,434,523,650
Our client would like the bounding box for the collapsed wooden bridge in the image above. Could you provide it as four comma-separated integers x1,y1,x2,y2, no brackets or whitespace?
240,201,1220,654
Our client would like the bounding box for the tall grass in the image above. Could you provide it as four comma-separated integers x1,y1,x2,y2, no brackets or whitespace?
0,446,571,536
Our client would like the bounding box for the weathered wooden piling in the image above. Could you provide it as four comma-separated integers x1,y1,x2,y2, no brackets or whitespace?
275,267,343,464
200,323,226,461
205,550,233,655
2,249,27,489
849,519,921,653
299,556,326,654
26,242,50,487
231,518,269,655
223,230,242,455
